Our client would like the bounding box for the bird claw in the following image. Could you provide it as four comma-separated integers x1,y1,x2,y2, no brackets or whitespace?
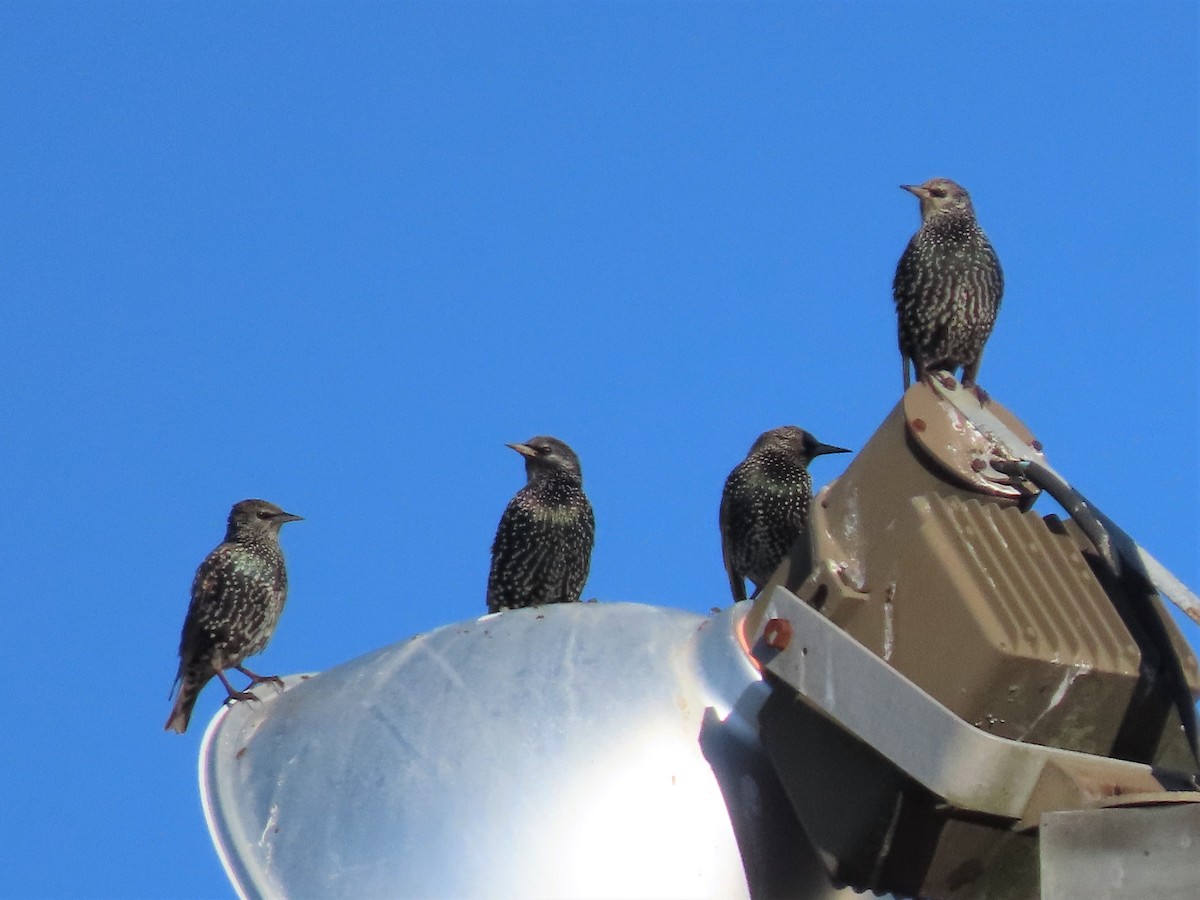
236,666,285,692
919,370,958,392
224,690,260,705
967,383,991,404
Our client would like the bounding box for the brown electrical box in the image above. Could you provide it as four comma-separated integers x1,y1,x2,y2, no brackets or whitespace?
749,380,1200,898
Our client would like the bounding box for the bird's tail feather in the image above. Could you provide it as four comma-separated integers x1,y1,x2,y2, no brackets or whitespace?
164,676,202,734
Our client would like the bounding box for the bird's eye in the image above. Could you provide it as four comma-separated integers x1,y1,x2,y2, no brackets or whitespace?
256,510,274,520
929,187,947,198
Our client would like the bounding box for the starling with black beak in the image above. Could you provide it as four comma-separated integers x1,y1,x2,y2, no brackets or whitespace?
893,178,1004,395
487,436,595,613
720,426,850,604
165,499,303,734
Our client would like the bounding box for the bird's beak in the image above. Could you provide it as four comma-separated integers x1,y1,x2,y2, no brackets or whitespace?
506,442,536,459
812,442,852,458
277,512,304,523
900,183,930,199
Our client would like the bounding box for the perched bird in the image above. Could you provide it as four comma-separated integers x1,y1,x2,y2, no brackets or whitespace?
893,178,1004,396
487,436,595,614
720,426,850,604
165,499,303,734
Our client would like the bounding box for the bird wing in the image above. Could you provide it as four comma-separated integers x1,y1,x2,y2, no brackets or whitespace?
487,498,548,610
168,543,231,695
176,545,234,659
178,543,275,658
718,489,747,605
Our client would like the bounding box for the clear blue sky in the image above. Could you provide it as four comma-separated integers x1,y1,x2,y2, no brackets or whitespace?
2,4,1196,896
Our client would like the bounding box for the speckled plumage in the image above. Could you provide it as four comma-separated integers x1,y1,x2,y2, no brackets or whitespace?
720,427,850,604
165,499,302,734
893,178,1004,391
487,436,595,614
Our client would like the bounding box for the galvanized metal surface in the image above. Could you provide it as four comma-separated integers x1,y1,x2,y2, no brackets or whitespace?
1138,545,1200,629
754,585,1168,821
199,601,863,899
1040,803,1200,899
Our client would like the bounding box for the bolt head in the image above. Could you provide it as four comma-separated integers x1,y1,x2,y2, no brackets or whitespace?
763,618,793,650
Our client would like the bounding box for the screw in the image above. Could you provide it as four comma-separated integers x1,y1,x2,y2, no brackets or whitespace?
970,458,987,472
763,618,793,650
912,418,926,433
1031,439,1043,452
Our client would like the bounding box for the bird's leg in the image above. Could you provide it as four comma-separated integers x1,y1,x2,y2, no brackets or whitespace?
962,361,990,404
902,355,912,390
217,669,260,704
235,665,285,690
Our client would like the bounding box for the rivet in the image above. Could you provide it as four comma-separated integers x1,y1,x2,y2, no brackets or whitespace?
763,618,793,650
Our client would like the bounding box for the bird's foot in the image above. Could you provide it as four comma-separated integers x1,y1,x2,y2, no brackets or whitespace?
965,382,990,404
919,369,958,392
235,665,285,691
217,669,267,703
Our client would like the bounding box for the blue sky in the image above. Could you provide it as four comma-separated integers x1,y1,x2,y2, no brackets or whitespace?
2,4,1196,896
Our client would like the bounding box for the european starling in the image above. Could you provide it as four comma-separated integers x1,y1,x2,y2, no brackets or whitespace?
720,426,850,604
487,436,595,614
893,178,1004,394
165,499,302,734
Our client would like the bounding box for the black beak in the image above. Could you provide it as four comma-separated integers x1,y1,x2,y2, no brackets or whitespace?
812,442,852,458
